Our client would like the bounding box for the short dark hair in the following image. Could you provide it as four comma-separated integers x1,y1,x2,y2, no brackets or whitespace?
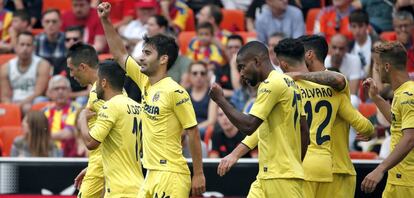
227,34,244,45
98,60,126,91
237,41,269,59
17,31,34,42
274,38,305,65
42,9,61,19
207,4,223,25
349,9,369,25
196,22,214,35
297,35,328,62
13,10,31,24
65,25,84,37
152,15,168,29
67,43,99,68
143,34,178,70
374,41,407,71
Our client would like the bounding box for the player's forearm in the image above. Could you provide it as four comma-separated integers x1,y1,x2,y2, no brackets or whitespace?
372,95,392,123
232,143,251,159
100,17,128,68
223,89,234,98
79,119,95,150
215,98,258,135
299,71,346,92
187,127,204,175
376,132,414,173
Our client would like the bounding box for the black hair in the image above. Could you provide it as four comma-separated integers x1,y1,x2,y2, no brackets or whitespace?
17,31,34,42
98,60,126,91
143,34,178,70
297,35,328,62
13,10,31,24
349,9,369,25
67,43,99,69
196,22,214,35
227,34,244,45
64,25,84,37
42,9,61,19
152,15,168,29
274,38,305,65
237,41,269,59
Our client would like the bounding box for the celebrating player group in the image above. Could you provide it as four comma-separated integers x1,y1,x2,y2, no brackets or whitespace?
72,2,414,198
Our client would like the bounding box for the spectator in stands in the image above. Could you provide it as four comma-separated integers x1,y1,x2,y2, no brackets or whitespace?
255,0,304,43
0,10,31,53
188,61,217,138
222,0,252,11
0,32,51,113
196,4,231,46
5,0,42,28
209,107,249,158
0,0,13,52
348,9,378,75
35,9,66,73
355,0,393,33
43,75,80,157
314,0,355,42
267,32,285,72
186,22,225,67
119,0,157,51
325,34,363,103
159,0,192,33
215,34,243,98
393,10,414,78
10,111,60,157
61,0,107,53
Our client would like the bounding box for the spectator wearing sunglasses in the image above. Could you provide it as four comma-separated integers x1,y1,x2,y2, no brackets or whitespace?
187,61,217,139
35,9,66,74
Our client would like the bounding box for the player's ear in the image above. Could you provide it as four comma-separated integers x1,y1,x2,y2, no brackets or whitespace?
160,55,168,66
101,78,107,88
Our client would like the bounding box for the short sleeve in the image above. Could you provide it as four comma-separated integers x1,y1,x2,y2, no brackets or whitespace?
400,94,414,130
173,88,197,129
125,56,148,90
241,132,258,150
249,79,284,121
89,102,117,143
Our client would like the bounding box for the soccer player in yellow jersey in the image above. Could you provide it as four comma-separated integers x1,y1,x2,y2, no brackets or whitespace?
361,42,414,197
275,38,374,198
78,60,144,197
97,2,205,197
210,41,307,197
294,35,374,198
67,43,105,198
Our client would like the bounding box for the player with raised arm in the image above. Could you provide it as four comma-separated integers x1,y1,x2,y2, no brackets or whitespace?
209,41,306,197
361,42,414,197
97,2,205,197
78,60,144,197
68,43,105,198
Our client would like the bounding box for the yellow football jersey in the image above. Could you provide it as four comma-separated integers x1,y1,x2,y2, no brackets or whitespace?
89,94,144,197
249,71,304,180
125,56,197,175
297,79,374,182
387,81,414,186
84,82,104,179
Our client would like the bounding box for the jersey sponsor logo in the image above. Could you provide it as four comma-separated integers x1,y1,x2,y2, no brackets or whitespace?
155,192,170,198
174,89,184,94
400,99,414,105
259,88,271,94
176,97,190,106
283,77,299,88
98,112,109,119
403,91,413,96
153,91,160,102
143,103,160,115
300,87,333,99
127,104,141,115
160,159,167,164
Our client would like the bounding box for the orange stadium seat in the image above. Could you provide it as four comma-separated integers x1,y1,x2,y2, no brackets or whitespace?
0,103,22,127
178,31,196,54
306,8,321,35
184,9,196,31
358,102,377,118
221,9,245,32
42,0,72,12
349,151,378,159
380,31,397,41
0,53,15,65
0,126,23,156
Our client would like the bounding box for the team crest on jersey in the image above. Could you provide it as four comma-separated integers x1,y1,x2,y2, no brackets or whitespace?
153,91,160,102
